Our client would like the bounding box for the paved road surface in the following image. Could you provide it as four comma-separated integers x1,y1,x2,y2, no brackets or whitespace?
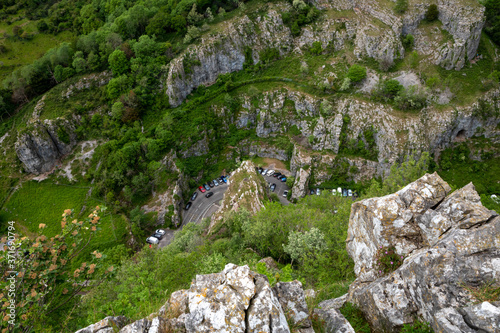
158,182,228,248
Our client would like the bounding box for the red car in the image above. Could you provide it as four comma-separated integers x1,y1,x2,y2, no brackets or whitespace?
198,185,206,193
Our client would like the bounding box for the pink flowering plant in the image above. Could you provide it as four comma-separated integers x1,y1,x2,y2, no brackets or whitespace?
374,246,405,276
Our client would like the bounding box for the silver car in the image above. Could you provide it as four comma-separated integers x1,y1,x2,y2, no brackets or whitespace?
146,237,159,245
213,179,219,186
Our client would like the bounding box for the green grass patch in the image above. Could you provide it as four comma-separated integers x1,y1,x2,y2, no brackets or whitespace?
0,30,75,81
339,302,372,333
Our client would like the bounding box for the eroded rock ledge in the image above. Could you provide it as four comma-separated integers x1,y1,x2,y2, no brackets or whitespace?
75,264,343,333
346,172,500,332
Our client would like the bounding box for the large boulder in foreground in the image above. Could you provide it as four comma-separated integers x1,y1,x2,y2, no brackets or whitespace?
346,173,500,332
76,264,348,333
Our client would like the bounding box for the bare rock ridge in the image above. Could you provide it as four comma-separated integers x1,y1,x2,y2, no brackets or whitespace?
75,264,346,333
209,160,267,232
15,119,77,174
164,0,485,106
346,172,500,332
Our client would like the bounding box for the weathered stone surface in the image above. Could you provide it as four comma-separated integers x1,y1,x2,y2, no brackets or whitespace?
247,274,290,333
417,183,498,246
258,257,279,271
15,119,77,174
346,172,451,281
75,316,129,333
118,319,151,333
317,294,348,311
184,264,290,333
158,289,189,318
346,175,500,332
291,167,311,200
209,161,267,232
460,302,500,333
273,281,311,328
313,308,355,333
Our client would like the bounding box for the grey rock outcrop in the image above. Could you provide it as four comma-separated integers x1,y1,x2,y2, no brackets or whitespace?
346,173,500,332
75,316,129,333
435,0,485,70
15,119,77,174
273,281,312,329
165,6,292,107
164,0,485,107
291,167,311,200
313,308,355,333
209,161,267,232
76,264,359,333
184,264,290,333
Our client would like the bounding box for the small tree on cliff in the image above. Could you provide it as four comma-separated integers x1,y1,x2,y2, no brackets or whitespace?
0,207,113,332
425,4,439,21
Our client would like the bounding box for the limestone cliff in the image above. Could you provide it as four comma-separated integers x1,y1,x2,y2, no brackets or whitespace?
345,172,500,332
75,264,341,333
15,118,77,174
209,160,267,232
164,0,485,107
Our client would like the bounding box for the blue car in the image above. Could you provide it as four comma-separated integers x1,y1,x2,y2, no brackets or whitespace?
280,177,286,182
220,176,227,183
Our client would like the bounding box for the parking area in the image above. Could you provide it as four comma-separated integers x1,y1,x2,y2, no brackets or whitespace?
256,168,291,205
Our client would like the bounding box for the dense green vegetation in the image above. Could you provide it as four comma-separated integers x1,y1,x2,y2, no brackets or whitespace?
0,0,499,331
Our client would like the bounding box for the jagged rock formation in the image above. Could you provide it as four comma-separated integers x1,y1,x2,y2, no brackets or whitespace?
209,160,267,232
345,172,500,332
75,264,338,333
15,119,77,174
216,87,500,183
164,0,485,106
141,151,188,227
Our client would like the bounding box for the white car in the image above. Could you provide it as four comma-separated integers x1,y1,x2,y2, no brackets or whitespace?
332,189,337,195
337,187,342,196
262,169,268,175
213,179,219,186
316,188,320,195
146,237,159,245
283,190,288,198
267,170,275,176
155,229,166,236
348,189,353,197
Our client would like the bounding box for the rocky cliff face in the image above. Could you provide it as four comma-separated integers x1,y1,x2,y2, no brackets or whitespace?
75,264,341,333
209,160,267,232
220,87,499,185
15,119,77,174
164,0,484,107
345,172,500,332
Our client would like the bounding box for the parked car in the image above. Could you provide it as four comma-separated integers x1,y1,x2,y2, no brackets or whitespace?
206,192,214,198
348,189,353,197
267,170,275,176
262,169,268,175
204,184,210,191
310,189,315,195
332,188,337,195
184,202,192,210
316,188,320,195
273,172,281,178
283,190,288,198
199,186,206,193
220,176,227,183
213,179,219,186
281,177,287,182
155,229,166,236
191,192,198,201
152,231,164,240
258,167,263,174
337,187,342,195
270,183,277,192
208,180,215,187
342,188,348,197
146,237,159,245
